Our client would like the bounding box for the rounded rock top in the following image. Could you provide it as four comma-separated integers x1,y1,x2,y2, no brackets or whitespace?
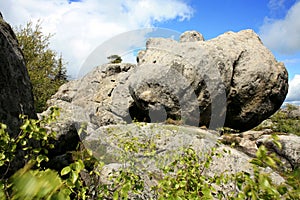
180,30,205,42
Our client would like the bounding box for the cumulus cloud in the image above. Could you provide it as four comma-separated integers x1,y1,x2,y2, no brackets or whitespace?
0,0,193,78
286,74,300,104
259,1,300,54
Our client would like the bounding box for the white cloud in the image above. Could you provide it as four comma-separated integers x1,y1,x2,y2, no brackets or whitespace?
0,0,193,78
268,0,286,11
259,1,300,54
286,74,300,103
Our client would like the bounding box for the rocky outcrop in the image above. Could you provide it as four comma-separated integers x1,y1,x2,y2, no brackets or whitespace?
48,30,288,134
44,30,291,197
0,16,36,176
45,62,292,196
82,123,285,199
0,16,36,135
47,63,135,128
136,30,288,131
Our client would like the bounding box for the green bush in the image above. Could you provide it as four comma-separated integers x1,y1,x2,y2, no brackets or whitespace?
0,107,89,199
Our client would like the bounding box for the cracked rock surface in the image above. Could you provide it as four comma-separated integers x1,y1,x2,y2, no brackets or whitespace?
136,29,288,131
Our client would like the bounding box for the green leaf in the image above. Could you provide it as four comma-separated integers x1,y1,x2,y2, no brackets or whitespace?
36,154,48,163
273,140,282,150
73,160,84,172
0,123,7,130
0,153,5,160
70,170,78,184
21,140,27,146
265,157,276,168
33,148,41,154
250,158,264,167
61,166,71,176
0,161,5,167
113,191,119,200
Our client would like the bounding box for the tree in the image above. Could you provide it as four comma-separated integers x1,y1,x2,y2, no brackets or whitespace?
54,54,67,82
16,21,68,112
107,54,122,63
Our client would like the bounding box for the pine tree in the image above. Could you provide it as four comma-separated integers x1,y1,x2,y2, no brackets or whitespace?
54,54,67,82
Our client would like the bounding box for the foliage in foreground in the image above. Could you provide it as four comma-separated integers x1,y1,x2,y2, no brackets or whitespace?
0,108,299,199
15,21,68,112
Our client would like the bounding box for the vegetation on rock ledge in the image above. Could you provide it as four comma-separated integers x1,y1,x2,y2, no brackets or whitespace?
254,104,300,136
0,108,299,199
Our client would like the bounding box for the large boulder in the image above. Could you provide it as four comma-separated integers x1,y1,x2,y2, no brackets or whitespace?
135,30,288,131
0,17,36,135
0,16,36,176
45,31,289,173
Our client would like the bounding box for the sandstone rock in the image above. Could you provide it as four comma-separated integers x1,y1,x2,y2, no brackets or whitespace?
220,129,273,157
136,30,288,131
0,16,36,135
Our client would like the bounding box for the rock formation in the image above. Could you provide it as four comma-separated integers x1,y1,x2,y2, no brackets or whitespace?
0,16,36,176
82,123,285,199
180,30,204,42
257,134,300,170
0,16,36,136
136,30,288,131
0,14,297,198
43,30,294,198
49,30,288,133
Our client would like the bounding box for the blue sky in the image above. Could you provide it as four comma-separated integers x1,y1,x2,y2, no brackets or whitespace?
1,0,299,104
